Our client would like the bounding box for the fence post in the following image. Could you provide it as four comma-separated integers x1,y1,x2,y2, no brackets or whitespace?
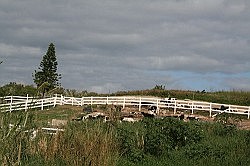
41,99,44,110
91,96,93,106
123,97,125,109
209,103,212,117
139,97,142,111
10,96,13,112
107,96,109,104
174,100,177,114
25,94,28,111
81,97,84,106
248,107,250,119
53,94,57,107
191,101,194,114
60,95,63,105
156,99,159,115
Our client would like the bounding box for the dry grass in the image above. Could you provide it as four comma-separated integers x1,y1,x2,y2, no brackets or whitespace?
0,110,119,166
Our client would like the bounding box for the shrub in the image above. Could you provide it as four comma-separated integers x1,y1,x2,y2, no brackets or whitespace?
143,118,204,156
185,143,226,160
116,122,146,162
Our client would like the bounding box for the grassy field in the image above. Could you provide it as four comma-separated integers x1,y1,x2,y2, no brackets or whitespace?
1,104,250,165
32,105,84,127
1,83,250,165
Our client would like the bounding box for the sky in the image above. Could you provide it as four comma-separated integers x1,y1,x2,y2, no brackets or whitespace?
0,0,250,93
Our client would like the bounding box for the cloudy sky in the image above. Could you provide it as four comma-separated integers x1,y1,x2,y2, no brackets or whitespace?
0,0,250,93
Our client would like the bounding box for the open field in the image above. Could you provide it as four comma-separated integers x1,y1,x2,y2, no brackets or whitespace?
1,105,250,166
1,84,250,165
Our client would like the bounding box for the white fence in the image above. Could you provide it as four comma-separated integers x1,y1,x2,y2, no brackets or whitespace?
1,94,250,119
0,95,55,112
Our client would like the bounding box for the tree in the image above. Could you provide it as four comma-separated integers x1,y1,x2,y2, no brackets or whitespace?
33,43,61,96
153,84,165,90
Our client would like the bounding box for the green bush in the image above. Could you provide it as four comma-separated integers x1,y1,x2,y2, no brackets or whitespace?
0,82,37,97
116,118,204,163
185,143,226,160
116,122,146,162
143,118,204,156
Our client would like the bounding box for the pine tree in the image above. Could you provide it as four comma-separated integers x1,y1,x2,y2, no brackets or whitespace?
33,43,61,96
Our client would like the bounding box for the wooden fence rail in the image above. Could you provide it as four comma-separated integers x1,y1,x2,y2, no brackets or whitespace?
1,94,250,119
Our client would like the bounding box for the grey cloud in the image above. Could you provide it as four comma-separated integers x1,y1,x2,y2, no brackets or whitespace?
0,43,41,57
0,0,250,92
224,77,250,91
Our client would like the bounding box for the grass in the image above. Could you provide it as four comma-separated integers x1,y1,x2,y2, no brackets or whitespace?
32,105,85,127
0,110,118,166
24,120,118,166
116,121,250,166
1,90,250,165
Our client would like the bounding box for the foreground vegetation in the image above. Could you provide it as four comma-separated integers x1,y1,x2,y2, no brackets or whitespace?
1,107,250,166
1,83,250,165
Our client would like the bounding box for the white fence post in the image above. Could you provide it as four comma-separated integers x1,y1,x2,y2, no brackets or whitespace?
123,97,125,109
10,96,13,112
209,103,212,117
107,96,109,104
174,100,177,114
81,97,84,106
60,95,63,105
41,99,44,110
156,99,159,115
53,94,57,107
25,94,28,111
139,97,142,111
191,101,194,114
248,107,250,119
91,96,93,106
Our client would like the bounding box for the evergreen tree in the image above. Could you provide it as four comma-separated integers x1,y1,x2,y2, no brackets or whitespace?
33,43,61,96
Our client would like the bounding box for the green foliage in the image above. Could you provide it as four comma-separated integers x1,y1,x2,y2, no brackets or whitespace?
116,118,204,163
143,118,203,156
0,111,118,166
33,43,61,96
0,82,37,97
0,111,35,165
214,112,242,126
184,143,227,160
117,121,250,166
153,85,166,90
116,122,146,162
32,121,119,166
2,105,250,165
